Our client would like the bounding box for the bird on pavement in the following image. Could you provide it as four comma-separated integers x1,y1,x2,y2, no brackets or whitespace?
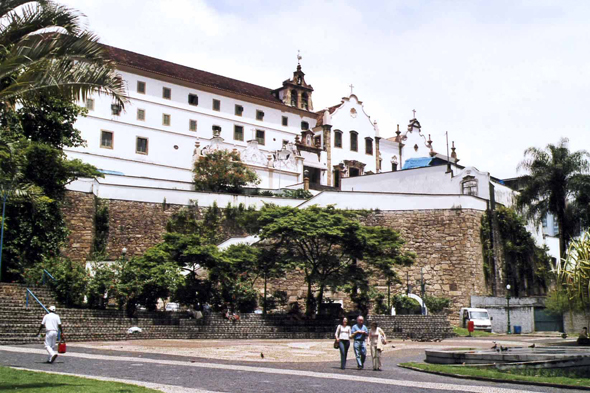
260,352,264,359
500,346,508,352
529,343,536,348
491,342,497,350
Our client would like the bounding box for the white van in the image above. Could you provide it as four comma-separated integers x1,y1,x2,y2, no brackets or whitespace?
459,308,492,332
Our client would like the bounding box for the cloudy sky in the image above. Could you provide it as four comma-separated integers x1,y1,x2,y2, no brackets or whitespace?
62,0,590,178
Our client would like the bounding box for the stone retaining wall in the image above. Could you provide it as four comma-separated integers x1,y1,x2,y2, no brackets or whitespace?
61,190,487,325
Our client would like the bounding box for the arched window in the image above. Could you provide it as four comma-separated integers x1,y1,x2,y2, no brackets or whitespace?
301,121,309,130
365,137,373,155
290,90,298,107
334,130,343,148
350,131,358,152
302,92,309,110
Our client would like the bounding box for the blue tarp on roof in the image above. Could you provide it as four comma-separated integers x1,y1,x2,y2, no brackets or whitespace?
402,157,434,170
98,169,125,176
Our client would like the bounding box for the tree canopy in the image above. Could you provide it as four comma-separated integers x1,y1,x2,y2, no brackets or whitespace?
193,150,260,193
517,138,590,257
0,0,125,106
258,205,415,315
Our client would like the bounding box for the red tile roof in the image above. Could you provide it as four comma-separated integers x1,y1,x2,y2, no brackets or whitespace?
105,45,289,107
315,103,342,126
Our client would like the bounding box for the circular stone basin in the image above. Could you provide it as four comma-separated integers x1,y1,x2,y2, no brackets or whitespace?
425,346,590,365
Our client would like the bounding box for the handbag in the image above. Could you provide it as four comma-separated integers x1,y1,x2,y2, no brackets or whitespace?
58,340,67,354
333,339,339,349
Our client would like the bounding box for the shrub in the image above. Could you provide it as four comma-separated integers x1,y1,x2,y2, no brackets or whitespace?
24,257,88,307
392,294,422,315
423,295,451,314
193,150,260,193
86,262,117,309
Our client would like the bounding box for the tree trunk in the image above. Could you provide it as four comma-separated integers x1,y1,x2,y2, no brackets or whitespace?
305,280,314,316
263,273,267,316
558,214,567,260
316,284,325,314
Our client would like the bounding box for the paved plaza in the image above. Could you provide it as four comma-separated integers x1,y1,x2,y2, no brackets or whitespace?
0,336,584,393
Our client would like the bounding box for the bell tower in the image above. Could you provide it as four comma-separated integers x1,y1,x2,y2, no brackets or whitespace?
274,51,314,111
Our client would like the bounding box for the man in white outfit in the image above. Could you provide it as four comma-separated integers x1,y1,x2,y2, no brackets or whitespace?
36,305,64,363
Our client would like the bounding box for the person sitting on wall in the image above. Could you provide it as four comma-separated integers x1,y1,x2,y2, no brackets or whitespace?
578,327,590,346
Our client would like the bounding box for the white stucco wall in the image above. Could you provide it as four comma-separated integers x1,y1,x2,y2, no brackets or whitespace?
70,69,316,189
297,190,488,211
327,95,378,174
340,164,497,203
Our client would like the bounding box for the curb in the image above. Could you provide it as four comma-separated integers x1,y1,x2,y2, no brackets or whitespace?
397,363,590,391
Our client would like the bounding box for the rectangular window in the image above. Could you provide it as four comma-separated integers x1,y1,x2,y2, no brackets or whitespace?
350,132,358,152
85,98,94,111
162,87,171,99
301,121,309,130
334,132,342,148
111,104,122,116
282,139,289,148
212,125,221,135
189,119,197,132
137,108,145,121
162,113,171,126
234,125,244,141
137,81,146,94
100,131,113,149
188,93,199,106
213,99,221,111
282,116,288,126
256,110,264,121
136,137,148,155
235,105,244,116
256,129,265,145
365,138,373,155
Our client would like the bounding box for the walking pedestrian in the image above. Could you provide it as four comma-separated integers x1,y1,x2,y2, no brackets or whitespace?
369,321,387,371
36,306,64,364
334,317,351,369
351,316,368,369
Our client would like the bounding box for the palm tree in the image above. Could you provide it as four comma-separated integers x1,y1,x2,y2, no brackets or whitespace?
517,138,590,258
0,0,125,106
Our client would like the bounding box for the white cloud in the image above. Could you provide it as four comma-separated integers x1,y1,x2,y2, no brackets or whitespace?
62,0,590,178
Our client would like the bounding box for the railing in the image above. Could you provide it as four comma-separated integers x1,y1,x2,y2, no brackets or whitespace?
26,288,49,314
41,269,56,286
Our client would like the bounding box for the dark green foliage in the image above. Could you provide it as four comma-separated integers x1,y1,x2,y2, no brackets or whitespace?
92,198,109,256
545,289,575,316
489,206,552,297
115,254,181,316
0,95,102,282
258,205,414,315
423,295,451,314
86,262,116,309
4,198,69,281
392,294,422,315
17,94,87,148
24,257,88,307
193,150,260,193
517,138,590,257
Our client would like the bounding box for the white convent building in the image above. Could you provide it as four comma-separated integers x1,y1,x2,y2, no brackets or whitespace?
67,45,460,191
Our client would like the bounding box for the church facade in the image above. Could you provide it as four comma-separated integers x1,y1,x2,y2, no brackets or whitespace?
67,45,456,191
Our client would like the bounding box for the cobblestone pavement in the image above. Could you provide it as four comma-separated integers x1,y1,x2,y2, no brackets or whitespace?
0,336,583,393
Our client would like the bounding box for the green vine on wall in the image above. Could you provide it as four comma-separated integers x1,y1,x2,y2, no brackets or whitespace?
92,197,109,258
481,206,552,297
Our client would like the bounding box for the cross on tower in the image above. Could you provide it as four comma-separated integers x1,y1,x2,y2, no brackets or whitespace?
297,50,302,65
412,109,416,118
349,84,354,95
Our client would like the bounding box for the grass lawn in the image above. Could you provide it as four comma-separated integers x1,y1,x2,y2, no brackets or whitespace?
453,327,494,337
400,362,590,388
0,366,160,392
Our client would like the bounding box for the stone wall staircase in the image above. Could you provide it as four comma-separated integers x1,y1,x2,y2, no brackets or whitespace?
0,283,455,344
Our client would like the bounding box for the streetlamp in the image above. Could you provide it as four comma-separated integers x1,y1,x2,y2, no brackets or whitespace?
506,284,511,334
121,247,127,262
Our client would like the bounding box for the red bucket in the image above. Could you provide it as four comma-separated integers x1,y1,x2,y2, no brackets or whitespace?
58,342,66,354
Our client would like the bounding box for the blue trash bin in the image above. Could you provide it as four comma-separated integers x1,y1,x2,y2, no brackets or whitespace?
514,325,522,334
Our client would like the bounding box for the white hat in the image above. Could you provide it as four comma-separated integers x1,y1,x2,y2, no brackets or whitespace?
48,305,56,312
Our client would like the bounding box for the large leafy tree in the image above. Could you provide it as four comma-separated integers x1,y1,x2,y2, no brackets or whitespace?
193,150,260,193
0,0,125,105
258,205,415,315
0,96,101,280
517,138,590,258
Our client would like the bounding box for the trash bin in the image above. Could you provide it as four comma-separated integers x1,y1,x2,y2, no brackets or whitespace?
514,325,522,334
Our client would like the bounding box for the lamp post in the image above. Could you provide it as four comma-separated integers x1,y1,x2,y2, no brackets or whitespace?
121,247,127,262
506,284,511,334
